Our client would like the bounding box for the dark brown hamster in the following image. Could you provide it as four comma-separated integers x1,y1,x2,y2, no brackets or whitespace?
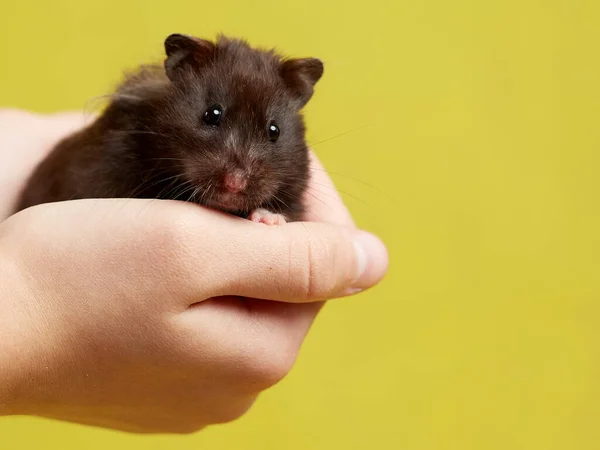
15,34,324,223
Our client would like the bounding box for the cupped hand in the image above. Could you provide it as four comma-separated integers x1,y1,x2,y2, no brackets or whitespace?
0,110,388,434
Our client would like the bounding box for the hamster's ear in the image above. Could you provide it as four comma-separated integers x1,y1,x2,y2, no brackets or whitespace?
280,58,324,107
164,34,215,81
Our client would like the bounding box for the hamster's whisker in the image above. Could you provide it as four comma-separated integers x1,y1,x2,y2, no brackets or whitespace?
308,167,396,204
146,157,188,163
127,172,182,199
307,124,373,148
311,185,371,208
163,180,195,200
172,184,197,201
149,174,183,188
155,177,186,200
270,193,290,214
109,130,172,139
285,173,375,208
199,182,214,205
275,188,326,222
188,187,202,203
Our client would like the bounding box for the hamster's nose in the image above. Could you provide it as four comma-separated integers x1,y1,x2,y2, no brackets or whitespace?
222,171,248,193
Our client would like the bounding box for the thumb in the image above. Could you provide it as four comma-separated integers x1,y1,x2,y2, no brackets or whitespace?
203,220,388,303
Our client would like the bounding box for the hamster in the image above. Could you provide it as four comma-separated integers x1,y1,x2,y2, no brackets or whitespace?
15,34,324,224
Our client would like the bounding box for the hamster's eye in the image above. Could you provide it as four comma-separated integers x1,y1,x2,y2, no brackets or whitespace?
268,121,280,142
203,104,223,126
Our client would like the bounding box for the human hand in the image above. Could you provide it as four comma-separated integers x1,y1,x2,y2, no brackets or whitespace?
0,110,388,433
0,109,91,221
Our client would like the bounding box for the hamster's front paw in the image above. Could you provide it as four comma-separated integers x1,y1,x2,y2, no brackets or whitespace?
249,208,287,226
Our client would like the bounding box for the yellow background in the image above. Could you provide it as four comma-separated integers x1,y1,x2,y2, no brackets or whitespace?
1,0,599,449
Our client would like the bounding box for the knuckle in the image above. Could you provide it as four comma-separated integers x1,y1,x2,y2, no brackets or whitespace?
294,230,349,300
285,236,310,299
208,401,255,425
242,333,300,390
136,206,211,295
147,210,189,250
144,207,199,267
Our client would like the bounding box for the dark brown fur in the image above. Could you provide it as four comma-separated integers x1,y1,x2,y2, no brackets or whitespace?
15,34,324,220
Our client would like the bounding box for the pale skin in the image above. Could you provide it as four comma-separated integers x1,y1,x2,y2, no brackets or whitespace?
0,109,388,434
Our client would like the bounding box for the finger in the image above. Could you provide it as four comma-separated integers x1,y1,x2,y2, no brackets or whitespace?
41,111,93,147
0,110,92,221
186,298,322,344
194,214,388,303
303,150,355,227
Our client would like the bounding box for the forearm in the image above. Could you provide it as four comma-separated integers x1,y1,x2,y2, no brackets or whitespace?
0,253,21,416
0,234,41,418
0,357,17,417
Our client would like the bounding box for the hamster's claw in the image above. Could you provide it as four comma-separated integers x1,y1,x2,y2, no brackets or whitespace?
249,209,287,226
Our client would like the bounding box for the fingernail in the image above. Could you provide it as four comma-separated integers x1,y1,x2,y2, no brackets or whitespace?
353,237,368,280
349,231,389,294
